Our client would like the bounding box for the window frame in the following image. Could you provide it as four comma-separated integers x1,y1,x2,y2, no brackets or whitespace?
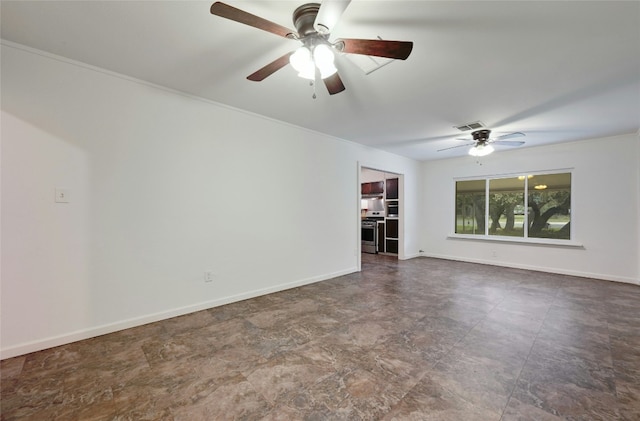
450,169,581,247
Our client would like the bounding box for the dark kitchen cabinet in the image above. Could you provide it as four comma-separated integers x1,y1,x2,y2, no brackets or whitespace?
361,182,371,195
361,181,384,195
386,178,399,200
386,219,399,239
377,222,385,253
371,181,384,194
386,239,398,254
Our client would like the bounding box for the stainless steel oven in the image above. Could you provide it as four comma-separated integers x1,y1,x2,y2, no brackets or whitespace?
361,220,377,254
387,202,399,217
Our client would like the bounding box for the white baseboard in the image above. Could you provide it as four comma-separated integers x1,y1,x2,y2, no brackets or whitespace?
420,253,639,285
0,267,359,360
400,252,422,260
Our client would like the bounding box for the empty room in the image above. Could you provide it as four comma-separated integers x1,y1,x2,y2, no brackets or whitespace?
1,1,639,419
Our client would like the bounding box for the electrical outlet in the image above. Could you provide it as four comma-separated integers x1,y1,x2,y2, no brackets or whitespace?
491,250,497,258
204,271,214,283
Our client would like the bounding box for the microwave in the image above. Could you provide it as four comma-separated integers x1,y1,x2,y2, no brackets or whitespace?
387,203,399,217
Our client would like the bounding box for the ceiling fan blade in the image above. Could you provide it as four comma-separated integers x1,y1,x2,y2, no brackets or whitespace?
494,132,525,141
437,143,473,152
247,51,295,81
314,0,351,34
323,72,346,95
210,2,296,39
492,140,525,147
334,38,413,60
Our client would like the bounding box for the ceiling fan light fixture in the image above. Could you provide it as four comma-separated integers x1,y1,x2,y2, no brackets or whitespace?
313,43,337,78
290,43,337,80
468,143,494,157
318,62,337,78
290,46,315,79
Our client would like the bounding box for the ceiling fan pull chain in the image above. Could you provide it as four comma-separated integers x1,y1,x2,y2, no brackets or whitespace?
311,80,317,99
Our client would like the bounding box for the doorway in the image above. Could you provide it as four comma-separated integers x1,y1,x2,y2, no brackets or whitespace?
358,165,403,267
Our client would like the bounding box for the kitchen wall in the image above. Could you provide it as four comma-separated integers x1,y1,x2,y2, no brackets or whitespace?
420,133,640,285
0,43,421,358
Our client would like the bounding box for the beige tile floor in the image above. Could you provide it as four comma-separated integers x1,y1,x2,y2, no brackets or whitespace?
1,255,639,420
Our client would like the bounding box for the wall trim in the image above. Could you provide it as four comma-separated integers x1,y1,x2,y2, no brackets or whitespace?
400,252,422,260
0,267,358,360
420,253,639,286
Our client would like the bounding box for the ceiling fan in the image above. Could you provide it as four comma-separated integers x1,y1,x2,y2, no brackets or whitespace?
209,1,413,95
438,129,525,157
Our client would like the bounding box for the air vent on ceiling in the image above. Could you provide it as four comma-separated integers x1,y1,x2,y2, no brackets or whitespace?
454,121,485,132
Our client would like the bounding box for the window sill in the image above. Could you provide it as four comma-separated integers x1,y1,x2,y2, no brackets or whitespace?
447,234,584,248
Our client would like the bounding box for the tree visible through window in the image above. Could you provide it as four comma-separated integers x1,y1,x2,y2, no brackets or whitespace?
528,173,571,239
489,177,525,237
455,173,571,240
456,180,485,235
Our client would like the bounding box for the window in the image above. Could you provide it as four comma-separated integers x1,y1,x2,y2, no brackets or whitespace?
489,177,525,237
456,180,485,235
527,173,571,239
455,172,572,241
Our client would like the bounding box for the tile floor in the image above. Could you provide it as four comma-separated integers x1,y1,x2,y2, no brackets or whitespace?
1,255,639,420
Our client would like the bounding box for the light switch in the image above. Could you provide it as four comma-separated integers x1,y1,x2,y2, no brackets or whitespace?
55,188,70,203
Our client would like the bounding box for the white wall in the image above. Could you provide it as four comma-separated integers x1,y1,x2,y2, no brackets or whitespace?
0,43,421,358
420,133,640,284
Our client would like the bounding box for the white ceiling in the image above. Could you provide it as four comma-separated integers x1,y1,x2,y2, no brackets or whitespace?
2,1,639,161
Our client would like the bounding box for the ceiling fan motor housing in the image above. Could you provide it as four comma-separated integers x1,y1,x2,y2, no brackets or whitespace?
472,129,491,144
293,3,322,37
